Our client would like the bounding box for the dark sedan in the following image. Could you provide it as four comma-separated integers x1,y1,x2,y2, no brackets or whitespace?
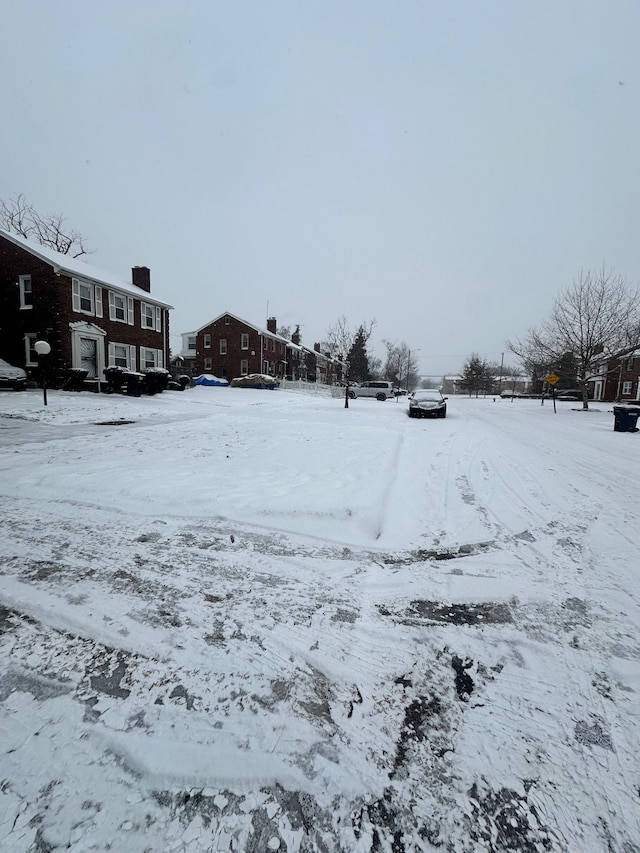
408,390,447,418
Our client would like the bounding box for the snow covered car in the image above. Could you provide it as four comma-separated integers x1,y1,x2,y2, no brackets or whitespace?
408,390,447,418
230,373,280,390
0,358,27,391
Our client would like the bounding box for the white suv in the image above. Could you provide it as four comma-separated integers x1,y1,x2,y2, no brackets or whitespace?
348,380,395,401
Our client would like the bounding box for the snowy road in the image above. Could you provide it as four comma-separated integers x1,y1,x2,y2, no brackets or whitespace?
1,388,639,852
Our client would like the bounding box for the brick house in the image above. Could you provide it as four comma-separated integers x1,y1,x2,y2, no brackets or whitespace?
0,228,172,389
183,313,344,384
590,347,640,402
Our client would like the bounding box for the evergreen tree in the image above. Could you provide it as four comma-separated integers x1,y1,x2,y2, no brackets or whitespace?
347,326,371,383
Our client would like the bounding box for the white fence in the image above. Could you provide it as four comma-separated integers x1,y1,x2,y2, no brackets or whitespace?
278,379,342,398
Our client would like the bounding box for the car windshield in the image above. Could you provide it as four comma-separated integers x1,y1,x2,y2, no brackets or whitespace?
413,391,441,401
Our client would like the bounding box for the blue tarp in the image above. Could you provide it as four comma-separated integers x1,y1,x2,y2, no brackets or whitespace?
194,374,229,387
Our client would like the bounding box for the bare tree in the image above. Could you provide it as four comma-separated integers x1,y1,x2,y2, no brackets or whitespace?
382,340,420,389
508,268,640,409
1,193,92,257
324,316,375,361
324,316,376,408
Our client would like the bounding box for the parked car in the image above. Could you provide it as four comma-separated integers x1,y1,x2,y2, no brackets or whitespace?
408,389,447,418
230,373,280,390
555,389,583,401
348,380,395,401
0,358,27,391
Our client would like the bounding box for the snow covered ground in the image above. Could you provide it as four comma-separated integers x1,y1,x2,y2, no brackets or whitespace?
1,386,639,852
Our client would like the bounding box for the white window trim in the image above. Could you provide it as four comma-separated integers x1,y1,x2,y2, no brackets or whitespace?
204,334,211,348
25,333,38,366
72,278,97,315
241,333,249,350
140,347,164,370
204,357,212,370
108,342,128,369
220,339,227,355
19,275,33,309
95,285,103,318
622,381,633,395
141,302,154,330
240,359,249,375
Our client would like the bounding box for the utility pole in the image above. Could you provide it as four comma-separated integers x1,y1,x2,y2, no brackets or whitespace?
498,352,504,396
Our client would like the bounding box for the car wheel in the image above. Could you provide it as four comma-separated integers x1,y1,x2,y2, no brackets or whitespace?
376,393,386,401
348,390,356,399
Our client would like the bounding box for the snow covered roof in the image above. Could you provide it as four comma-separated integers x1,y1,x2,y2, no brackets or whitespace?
196,311,298,347
0,227,173,309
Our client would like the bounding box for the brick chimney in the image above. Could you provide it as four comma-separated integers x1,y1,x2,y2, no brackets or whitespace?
314,342,321,353
291,327,301,346
132,266,151,293
267,317,277,333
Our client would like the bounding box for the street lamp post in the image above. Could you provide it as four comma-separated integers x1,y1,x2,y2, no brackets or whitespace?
34,340,51,406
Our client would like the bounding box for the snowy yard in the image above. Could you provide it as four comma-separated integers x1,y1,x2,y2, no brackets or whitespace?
1,386,639,852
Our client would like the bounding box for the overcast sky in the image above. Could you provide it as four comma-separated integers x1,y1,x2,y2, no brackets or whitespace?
3,1,639,377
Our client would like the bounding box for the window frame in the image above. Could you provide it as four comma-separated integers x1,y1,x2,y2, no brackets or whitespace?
241,333,249,350
622,380,633,396
240,359,249,375
204,357,212,370
220,339,227,355
25,333,38,366
109,291,134,324
140,347,163,370
204,334,211,348
108,342,136,370
73,279,95,315
19,275,33,309
141,302,159,331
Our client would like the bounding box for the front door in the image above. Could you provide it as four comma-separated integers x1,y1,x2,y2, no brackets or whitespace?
80,338,97,378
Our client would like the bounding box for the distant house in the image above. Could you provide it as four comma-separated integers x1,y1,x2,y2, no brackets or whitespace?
0,229,172,389
590,346,640,402
182,313,345,384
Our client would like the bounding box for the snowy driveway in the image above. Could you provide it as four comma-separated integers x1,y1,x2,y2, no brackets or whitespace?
1,388,639,852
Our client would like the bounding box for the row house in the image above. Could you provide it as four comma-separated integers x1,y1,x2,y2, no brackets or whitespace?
182,313,345,384
590,347,640,402
0,228,172,389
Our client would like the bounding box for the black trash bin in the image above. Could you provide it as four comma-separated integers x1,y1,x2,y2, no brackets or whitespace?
142,367,170,395
124,371,144,397
613,406,640,432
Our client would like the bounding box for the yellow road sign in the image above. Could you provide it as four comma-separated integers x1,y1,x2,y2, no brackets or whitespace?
546,373,560,385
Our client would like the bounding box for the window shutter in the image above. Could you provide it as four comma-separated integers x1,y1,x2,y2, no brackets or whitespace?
95,286,103,318
108,291,116,320
155,307,161,332
157,348,163,368
72,279,81,312
128,298,134,325
130,346,136,370
108,342,115,366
